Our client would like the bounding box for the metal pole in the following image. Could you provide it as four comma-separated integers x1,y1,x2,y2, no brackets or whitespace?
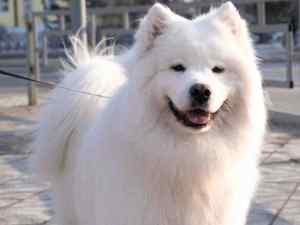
71,0,87,44
298,0,300,46
257,2,266,26
42,34,48,66
287,24,294,88
123,12,130,30
91,14,97,48
59,15,66,31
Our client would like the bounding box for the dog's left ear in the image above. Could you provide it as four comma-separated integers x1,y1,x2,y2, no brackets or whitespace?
214,2,246,36
214,2,256,62
135,3,176,51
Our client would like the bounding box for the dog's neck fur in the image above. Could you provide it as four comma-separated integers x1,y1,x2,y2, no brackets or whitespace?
103,100,254,225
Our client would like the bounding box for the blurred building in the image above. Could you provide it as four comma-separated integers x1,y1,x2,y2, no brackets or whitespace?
0,0,43,27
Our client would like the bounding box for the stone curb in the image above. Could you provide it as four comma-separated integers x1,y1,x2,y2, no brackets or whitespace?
269,110,300,130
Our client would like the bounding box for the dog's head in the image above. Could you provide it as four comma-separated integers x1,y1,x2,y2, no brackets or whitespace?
130,2,263,134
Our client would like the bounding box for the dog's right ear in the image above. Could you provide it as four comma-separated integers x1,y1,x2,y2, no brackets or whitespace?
134,3,175,51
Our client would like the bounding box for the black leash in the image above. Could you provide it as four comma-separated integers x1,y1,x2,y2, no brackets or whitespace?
0,69,110,98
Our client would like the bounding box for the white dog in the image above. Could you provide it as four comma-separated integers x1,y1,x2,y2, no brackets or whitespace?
32,2,267,225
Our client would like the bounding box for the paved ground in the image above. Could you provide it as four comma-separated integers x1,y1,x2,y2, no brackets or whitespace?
0,106,53,225
0,61,299,225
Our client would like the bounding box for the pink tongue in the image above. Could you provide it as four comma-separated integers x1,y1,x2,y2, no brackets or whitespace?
186,111,210,125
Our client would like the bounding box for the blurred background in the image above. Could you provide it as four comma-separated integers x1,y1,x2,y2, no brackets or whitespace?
0,0,299,54
0,0,300,94
0,1,299,225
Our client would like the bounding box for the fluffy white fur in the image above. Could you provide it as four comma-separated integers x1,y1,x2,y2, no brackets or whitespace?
32,2,267,225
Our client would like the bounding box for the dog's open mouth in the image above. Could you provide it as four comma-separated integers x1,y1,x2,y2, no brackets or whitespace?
168,98,215,129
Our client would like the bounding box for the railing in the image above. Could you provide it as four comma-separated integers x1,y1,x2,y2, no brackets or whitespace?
25,0,296,105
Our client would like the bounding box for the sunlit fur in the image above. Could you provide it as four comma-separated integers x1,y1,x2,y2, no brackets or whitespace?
31,2,267,225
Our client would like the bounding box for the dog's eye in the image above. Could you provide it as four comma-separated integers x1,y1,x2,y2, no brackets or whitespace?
170,64,186,72
212,66,225,74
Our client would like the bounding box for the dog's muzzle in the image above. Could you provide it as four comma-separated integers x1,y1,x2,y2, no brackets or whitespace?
167,84,218,130
167,97,215,130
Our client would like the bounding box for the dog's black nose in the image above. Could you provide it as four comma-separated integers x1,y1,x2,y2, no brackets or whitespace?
189,84,211,105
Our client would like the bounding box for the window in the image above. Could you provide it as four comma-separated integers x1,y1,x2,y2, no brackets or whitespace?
0,0,8,13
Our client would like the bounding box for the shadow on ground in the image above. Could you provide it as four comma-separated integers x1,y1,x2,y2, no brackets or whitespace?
269,110,300,137
248,205,293,225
